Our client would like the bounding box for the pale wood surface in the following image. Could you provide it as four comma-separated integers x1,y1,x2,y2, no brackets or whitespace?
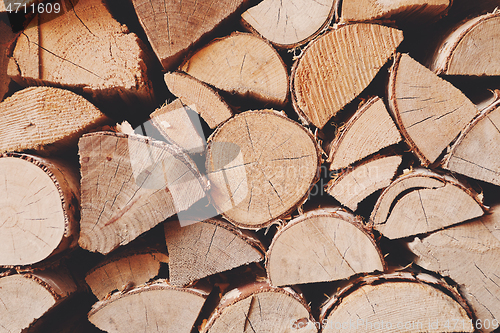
292,23,403,128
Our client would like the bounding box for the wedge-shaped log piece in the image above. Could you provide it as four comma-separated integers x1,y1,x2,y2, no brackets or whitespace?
320,272,473,333
291,23,403,128
89,280,209,333
327,97,402,170
388,54,478,165
241,0,335,48
409,204,500,332
326,155,402,211
131,0,249,69
371,168,484,239
7,0,153,104
78,132,208,254
205,110,320,229
0,269,77,333
203,281,317,333
429,12,500,75
338,0,450,24
0,87,109,154
164,72,232,128
85,248,169,300
267,208,384,286
180,33,288,106
443,101,500,186
0,153,79,266
164,217,265,286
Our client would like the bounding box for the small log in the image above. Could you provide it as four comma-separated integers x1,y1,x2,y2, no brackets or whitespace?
202,281,317,333
205,110,320,229
85,248,169,300
429,12,500,76
0,18,16,101
320,272,473,333
370,168,484,239
0,153,79,267
326,155,402,211
164,217,265,286
291,23,403,128
180,32,288,106
241,0,335,48
89,280,210,333
266,208,384,287
130,0,249,69
409,204,500,332
164,71,232,128
78,131,208,254
388,53,478,165
0,86,110,154
0,268,78,333
326,96,402,170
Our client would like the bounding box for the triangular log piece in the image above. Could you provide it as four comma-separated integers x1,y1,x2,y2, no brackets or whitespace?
291,23,403,128
7,0,154,104
409,204,500,332
0,86,110,154
266,208,384,286
429,12,500,75
202,281,317,333
0,268,78,333
78,131,208,254
164,72,232,129
338,0,450,24
241,0,335,48
326,155,402,211
130,0,249,70
388,53,478,166
164,217,265,286
150,99,207,154
370,168,484,239
88,280,210,333
180,32,288,106
320,272,473,333
205,110,320,229
0,153,79,267
326,96,402,170
443,101,500,186
85,248,169,300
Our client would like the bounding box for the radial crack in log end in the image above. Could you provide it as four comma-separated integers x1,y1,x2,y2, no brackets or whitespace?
180,32,288,106
78,131,208,254
388,53,478,165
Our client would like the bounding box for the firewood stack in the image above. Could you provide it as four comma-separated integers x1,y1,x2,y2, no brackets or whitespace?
1,0,500,332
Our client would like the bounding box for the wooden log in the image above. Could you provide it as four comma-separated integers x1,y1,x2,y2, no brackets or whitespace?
85,248,169,300
326,96,402,170
266,207,384,287
0,18,16,102
78,131,208,254
241,0,335,48
202,281,317,333
164,217,265,287
180,32,288,107
370,168,484,239
0,86,110,154
409,203,500,332
291,23,403,128
88,280,210,333
0,152,79,267
320,272,473,333
325,155,402,211
429,12,500,76
205,110,320,229
7,0,154,105
388,53,478,166
130,0,249,70
164,71,232,129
